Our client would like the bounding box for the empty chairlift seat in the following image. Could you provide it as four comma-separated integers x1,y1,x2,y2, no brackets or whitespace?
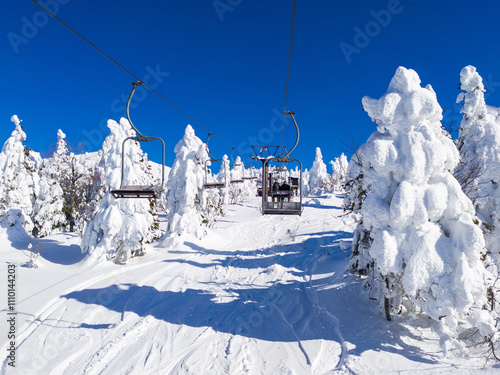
110,81,166,199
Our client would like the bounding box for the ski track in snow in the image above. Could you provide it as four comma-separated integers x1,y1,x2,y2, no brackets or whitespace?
3,195,500,374
300,215,349,373
272,300,312,366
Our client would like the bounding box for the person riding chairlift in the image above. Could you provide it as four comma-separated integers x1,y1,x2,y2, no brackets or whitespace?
279,180,291,202
272,179,281,202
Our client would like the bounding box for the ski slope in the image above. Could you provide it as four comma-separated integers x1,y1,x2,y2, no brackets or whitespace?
1,194,499,374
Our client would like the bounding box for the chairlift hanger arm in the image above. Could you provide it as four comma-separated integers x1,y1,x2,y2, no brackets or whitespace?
231,147,244,166
231,147,236,164
126,81,146,138
125,81,163,141
274,111,299,161
205,132,220,162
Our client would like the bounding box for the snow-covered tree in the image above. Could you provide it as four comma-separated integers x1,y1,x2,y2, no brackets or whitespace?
343,147,367,240
350,67,494,349
301,168,310,196
81,118,160,264
456,65,500,266
32,173,66,238
344,138,367,215
308,147,330,195
330,153,349,192
0,115,40,233
74,153,103,234
44,130,102,233
243,170,258,198
218,154,231,204
228,156,247,204
231,156,244,182
55,129,69,159
200,188,223,228
32,129,68,237
161,125,222,244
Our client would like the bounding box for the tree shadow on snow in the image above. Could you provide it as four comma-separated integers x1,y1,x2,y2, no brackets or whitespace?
0,209,32,250
63,281,340,343
324,279,439,366
1,211,85,266
62,230,439,366
37,239,86,265
295,230,352,239
180,231,352,276
302,201,343,210
29,316,116,330
63,279,438,366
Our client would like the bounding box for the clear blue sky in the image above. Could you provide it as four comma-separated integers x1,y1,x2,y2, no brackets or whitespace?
3,0,500,169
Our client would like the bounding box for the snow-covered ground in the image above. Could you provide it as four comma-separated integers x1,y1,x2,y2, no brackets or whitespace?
1,194,499,374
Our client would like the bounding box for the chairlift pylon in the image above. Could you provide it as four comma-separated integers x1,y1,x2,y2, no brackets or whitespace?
111,81,166,199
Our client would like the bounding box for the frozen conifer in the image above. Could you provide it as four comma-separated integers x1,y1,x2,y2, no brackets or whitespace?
350,67,494,350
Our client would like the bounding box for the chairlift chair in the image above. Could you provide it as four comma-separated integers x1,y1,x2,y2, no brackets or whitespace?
252,111,303,215
111,81,166,199
203,133,227,189
263,158,302,215
229,147,244,184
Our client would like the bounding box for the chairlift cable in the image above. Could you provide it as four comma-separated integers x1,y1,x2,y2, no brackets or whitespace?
28,0,235,148
280,0,297,152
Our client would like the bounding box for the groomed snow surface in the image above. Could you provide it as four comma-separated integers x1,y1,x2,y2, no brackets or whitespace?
1,195,499,375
